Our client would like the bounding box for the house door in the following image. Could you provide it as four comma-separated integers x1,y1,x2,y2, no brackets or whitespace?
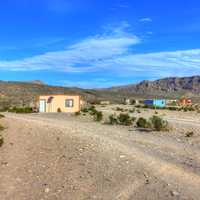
39,100,46,113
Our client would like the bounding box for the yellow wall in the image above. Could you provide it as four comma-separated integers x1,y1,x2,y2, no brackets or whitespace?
39,95,81,113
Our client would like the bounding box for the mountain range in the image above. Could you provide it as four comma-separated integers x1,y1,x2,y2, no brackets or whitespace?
1,75,200,108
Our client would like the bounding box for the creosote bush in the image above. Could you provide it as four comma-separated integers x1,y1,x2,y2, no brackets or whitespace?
93,111,103,122
136,116,169,131
150,116,169,131
0,114,5,118
136,117,149,128
108,113,135,126
75,111,81,116
0,124,4,148
8,107,33,113
118,113,134,126
0,136,3,148
185,131,194,138
108,114,118,125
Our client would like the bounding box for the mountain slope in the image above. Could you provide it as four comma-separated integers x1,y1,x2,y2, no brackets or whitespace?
106,76,200,99
1,75,200,108
0,81,100,108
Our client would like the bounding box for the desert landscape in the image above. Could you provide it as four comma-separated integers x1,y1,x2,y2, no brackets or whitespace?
1,1,200,199
1,105,200,200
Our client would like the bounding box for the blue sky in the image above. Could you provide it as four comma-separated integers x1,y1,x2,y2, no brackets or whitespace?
0,0,200,88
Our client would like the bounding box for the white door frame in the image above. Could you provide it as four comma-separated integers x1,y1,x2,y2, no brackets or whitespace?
39,99,46,113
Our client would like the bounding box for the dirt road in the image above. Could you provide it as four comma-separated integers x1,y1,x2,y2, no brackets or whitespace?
1,113,200,200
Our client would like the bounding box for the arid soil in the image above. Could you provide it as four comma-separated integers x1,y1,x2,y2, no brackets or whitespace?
1,107,200,200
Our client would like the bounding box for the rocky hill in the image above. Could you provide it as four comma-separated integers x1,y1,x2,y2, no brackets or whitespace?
106,76,200,100
0,81,101,108
1,76,200,108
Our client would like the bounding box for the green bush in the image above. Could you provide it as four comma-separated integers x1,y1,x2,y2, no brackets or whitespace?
81,108,89,113
185,131,194,138
0,124,4,131
150,116,169,131
129,108,135,113
0,107,9,112
0,114,5,118
117,113,133,126
8,107,33,113
94,111,103,122
116,107,124,112
75,111,81,116
108,114,118,125
136,117,149,128
0,136,3,148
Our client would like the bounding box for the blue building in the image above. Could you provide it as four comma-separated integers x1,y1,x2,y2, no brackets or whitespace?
144,99,166,108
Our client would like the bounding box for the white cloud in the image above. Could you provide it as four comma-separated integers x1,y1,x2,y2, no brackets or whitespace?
139,17,153,22
0,24,140,72
0,23,200,82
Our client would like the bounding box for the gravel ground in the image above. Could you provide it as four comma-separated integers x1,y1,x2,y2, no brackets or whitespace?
0,108,200,200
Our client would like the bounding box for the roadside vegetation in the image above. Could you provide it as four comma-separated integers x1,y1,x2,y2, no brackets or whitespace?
108,113,136,126
0,115,5,148
136,116,169,131
135,104,198,112
79,105,170,131
8,107,33,113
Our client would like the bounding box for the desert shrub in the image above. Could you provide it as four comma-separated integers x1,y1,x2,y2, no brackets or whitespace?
0,124,4,131
116,107,124,112
75,111,81,116
0,107,9,112
117,113,134,126
131,99,136,105
93,111,103,122
185,131,194,138
108,114,118,125
81,108,89,113
8,107,33,113
183,107,188,112
0,136,3,148
129,108,135,113
150,116,169,131
132,117,137,122
88,105,96,111
89,106,98,116
136,117,149,128
168,106,178,111
0,114,5,118
137,109,141,113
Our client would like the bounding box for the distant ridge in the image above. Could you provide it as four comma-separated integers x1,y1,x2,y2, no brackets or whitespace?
103,75,200,101
1,75,200,108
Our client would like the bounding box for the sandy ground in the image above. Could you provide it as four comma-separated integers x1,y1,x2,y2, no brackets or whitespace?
0,106,200,200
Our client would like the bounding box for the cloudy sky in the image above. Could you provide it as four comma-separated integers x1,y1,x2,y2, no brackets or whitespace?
0,0,200,88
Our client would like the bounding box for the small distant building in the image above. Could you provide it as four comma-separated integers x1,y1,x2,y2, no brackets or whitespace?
39,95,81,113
166,99,178,106
179,98,192,106
144,99,166,108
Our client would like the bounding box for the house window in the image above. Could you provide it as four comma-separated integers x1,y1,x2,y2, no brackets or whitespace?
65,99,74,107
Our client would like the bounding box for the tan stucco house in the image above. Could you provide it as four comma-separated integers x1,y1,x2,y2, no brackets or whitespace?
39,95,81,113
